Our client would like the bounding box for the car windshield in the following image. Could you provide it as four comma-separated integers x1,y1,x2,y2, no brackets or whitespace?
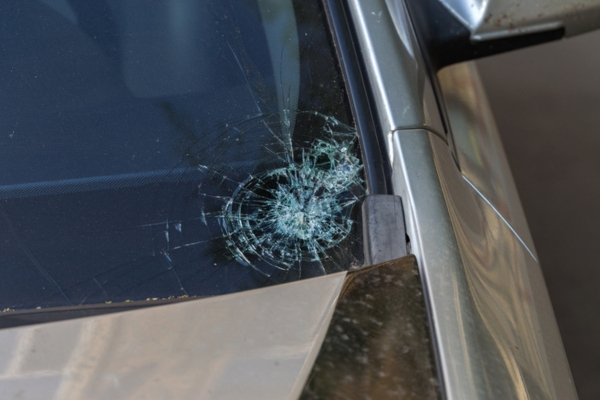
0,0,364,310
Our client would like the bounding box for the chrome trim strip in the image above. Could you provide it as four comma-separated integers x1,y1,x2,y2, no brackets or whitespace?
346,0,445,145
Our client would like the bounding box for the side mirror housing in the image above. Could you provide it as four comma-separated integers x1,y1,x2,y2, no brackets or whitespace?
404,0,600,69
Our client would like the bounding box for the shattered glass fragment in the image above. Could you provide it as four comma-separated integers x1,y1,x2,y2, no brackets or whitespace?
157,108,366,284
215,113,363,275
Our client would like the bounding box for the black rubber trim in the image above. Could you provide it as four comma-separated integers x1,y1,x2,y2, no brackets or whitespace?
322,0,392,195
404,0,565,71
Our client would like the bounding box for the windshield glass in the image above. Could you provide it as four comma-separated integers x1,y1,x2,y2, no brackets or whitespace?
0,0,364,310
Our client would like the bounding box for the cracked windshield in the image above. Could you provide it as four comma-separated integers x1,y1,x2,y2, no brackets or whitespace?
0,0,365,310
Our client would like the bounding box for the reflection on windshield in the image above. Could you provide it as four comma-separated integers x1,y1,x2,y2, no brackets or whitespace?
0,0,364,310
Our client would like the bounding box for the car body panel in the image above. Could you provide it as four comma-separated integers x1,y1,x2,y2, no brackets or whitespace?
390,127,576,399
430,131,575,399
0,272,347,400
348,0,577,398
438,62,537,259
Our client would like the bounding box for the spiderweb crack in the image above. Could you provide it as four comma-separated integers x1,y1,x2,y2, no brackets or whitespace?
200,112,365,276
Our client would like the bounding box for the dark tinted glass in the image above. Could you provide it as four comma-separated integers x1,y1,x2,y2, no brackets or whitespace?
0,0,364,310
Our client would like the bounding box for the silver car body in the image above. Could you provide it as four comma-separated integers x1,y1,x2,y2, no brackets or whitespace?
348,0,576,398
0,0,589,399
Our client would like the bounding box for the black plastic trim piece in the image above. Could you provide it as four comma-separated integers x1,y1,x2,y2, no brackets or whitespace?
322,0,392,195
362,195,407,265
404,0,565,71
